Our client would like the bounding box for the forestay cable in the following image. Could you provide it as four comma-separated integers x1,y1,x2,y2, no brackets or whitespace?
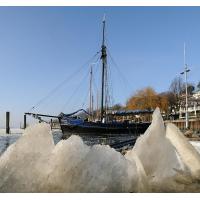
28,51,100,112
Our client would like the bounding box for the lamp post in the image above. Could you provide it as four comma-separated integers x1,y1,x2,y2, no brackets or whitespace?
180,43,190,129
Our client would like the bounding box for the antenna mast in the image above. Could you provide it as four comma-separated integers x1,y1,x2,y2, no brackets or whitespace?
180,43,190,129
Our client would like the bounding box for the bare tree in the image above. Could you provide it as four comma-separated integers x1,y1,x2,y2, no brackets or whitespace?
159,91,176,114
169,76,184,96
197,81,200,90
169,77,184,113
111,104,123,111
181,83,195,95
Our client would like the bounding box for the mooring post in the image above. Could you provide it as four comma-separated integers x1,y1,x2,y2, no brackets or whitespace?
50,119,53,130
6,111,10,134
24,114,27,129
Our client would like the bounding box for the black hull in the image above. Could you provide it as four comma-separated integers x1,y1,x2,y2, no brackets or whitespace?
61,121,150,138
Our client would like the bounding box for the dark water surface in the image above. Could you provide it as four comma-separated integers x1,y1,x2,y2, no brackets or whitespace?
0,129,136,155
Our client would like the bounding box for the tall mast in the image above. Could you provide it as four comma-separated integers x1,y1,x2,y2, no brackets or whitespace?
96,90,99,120
100,15,107,121
89,65,93,121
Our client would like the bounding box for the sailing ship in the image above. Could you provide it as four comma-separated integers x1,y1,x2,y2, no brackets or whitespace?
57,18,150,139
26,17,150,145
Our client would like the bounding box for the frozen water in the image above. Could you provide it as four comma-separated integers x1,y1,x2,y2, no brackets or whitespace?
52,129,63,144
45,136,140,192
131,108,184,181
0,134,21,156
125,150,150,192
0,129,24,135
0,108,200,192
0,129,23,156
0,129,63,155
0,124,140,192
129,108,200,192
0,123,54,192
166,123,200,179
190,141,200,154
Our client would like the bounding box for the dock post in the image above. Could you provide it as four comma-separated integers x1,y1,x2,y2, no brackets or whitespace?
50,119,53,130
6,111,10,134
24,114,27,129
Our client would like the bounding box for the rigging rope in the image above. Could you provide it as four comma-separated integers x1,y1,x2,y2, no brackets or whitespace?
28,51,100,112
81,86,90,109
107,48,133,94
59,67,91,113
90,59,100,94
80,59,100,109
107,59,114,108
61,57,100,111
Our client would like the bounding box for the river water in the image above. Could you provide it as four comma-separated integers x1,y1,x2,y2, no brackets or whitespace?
0,129,135,156
0,129,63,156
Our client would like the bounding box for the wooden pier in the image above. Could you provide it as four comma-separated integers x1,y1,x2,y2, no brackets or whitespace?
165,118,200,132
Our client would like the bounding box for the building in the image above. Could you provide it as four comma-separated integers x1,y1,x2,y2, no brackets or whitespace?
107,109,153,123
193,89,200,99
179,89,200,119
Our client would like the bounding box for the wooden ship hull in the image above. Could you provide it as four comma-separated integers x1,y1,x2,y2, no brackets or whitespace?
60,120,150,138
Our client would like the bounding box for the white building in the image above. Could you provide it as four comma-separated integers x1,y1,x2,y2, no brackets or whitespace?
179,89,200,118
193,89,200,99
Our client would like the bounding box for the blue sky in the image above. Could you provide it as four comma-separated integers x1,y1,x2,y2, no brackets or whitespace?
0,6,200,127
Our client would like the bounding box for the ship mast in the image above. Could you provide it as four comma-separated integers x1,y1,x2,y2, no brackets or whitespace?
100,15,107,121
89,65,93,121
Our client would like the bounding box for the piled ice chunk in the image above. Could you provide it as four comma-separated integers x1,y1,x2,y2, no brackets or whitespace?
166,123,200,178
0,124,141,192
45,138,140,192
0,108,200,192
130,108,184,180
0,123,54,192
126,108,200,192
